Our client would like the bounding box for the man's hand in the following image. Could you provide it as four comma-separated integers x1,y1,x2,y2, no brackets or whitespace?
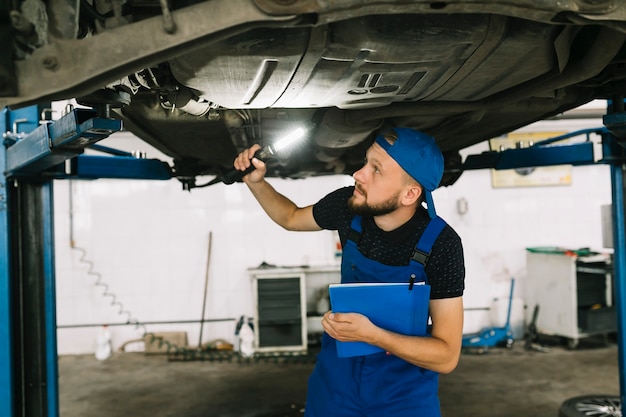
232,144,321,232
321,311,379,343
233,144,267,184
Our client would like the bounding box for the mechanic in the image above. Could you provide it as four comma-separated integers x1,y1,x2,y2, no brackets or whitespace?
233,127,465,417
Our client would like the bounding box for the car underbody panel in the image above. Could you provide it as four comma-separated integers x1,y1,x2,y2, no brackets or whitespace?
4,0,626,188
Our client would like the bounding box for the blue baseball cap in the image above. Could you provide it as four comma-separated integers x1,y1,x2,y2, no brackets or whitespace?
375,128,444,219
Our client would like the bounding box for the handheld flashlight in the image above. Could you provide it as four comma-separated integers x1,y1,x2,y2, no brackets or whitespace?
220,123,312,185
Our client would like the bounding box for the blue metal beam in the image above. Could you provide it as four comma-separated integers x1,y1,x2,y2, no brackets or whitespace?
2,104,63,417
610,159,626,408
7,179,60,417
4,123,76,176
3,107,174,182
4,109,122,177
530,127,607,147
602,115,626,408
47,108,122,149
462,141,597,171
0,106,15,417
87,144,133,157
41,181,59,417
65,155,172,180
1,105,49,417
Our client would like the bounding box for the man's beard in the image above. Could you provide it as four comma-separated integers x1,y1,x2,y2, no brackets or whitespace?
348,187,401,217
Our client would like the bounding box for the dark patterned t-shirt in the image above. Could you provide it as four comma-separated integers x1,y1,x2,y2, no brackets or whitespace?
312,186,465,299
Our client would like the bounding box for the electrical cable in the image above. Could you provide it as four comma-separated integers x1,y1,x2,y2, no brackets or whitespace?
189,176,221,188
68,180,184,355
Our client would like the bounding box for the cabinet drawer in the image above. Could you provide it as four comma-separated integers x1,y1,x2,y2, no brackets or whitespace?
578,306,616,333
257,278,300,295
257,277,302,321
258,323,303,348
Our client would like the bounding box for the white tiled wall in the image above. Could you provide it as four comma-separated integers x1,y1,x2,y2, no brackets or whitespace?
53,109,612,354
54,134,354,354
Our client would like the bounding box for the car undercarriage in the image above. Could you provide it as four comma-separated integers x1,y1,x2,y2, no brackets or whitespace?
4,0,626,189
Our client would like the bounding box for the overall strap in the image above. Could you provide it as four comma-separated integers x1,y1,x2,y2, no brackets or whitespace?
410,216,447,266
348,215,446,262
346,215,363,245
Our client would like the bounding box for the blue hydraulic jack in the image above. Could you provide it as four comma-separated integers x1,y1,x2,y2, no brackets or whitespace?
462,279,515,351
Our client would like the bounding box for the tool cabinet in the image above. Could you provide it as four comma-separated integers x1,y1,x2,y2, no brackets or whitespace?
250,265,340,352
525,251,615,348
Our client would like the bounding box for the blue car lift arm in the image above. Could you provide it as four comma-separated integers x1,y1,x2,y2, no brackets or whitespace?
1,105,172,417
2,104,64,417
4,108,172,182
462,117,626,409
462,129,602,171
4,108,121,176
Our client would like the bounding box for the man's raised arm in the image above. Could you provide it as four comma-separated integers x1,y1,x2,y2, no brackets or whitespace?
233,144,321,232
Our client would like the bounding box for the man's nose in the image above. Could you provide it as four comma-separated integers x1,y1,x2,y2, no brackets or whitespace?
352,166,365,182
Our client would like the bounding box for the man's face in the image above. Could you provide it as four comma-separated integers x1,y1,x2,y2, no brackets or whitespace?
348,142,409,216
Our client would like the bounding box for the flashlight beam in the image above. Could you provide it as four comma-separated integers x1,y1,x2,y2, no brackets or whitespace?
216,121,314,185
272,126,307,153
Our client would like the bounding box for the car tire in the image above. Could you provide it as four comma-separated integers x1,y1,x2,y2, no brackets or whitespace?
558,395,621,417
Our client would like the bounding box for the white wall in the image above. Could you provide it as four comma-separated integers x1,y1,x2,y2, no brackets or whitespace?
54,131,354,354
53,109,613,355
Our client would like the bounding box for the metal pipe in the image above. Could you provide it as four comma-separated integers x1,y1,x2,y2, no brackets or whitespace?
87,144,133,157
56,318,236,329
42,181,60,417
0,108,14,417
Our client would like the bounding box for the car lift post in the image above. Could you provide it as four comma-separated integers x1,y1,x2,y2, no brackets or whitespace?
1,104,171,417
463,109,626,409
609,145,626,407
1,108,16,417
1,104,59,417
602,102,626,408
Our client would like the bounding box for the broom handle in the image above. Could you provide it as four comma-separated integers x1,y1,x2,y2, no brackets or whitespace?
198,232,213,348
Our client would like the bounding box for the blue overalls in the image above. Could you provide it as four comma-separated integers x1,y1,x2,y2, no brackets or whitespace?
305,215,447,417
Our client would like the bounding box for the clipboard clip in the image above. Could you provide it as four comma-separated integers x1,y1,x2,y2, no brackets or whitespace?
408,274,416,291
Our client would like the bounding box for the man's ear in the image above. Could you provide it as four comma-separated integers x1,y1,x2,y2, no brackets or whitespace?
402,184,422,206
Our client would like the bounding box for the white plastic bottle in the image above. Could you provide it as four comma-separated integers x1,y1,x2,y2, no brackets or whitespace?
238,320,255,358
95,325,112,361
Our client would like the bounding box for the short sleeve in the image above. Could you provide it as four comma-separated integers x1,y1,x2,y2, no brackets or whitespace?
312,186,354,231
427,226,465,299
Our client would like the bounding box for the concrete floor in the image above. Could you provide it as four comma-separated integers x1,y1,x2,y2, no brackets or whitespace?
58,336,620,417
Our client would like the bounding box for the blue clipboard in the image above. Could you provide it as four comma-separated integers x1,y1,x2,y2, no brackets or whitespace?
328,282,431,357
